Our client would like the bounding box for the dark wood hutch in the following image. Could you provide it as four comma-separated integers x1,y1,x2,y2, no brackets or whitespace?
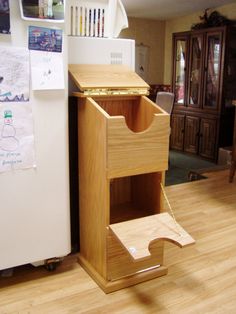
171,26,236,161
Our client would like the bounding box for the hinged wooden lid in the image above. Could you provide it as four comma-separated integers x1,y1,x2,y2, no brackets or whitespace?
68,64,150,96
109,213,195,261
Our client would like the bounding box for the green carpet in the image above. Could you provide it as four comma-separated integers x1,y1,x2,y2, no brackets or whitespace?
165,150,216,186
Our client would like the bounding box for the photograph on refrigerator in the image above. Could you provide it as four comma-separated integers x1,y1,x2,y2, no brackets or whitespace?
28,26,62,52
19,0,64,22
0,0,10,34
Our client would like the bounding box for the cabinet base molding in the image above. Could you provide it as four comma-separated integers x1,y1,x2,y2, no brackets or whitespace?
78,254,168,293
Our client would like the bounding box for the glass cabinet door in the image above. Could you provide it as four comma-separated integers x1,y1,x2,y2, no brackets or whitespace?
188,34,204,108
173,35,189,106
203,31,223,110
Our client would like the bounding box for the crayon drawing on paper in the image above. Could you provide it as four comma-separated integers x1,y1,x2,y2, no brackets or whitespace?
30,50,64,90
0,46,30,102
0,103,36,172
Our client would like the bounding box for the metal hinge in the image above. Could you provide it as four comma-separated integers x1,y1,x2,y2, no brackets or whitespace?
83,88,149,96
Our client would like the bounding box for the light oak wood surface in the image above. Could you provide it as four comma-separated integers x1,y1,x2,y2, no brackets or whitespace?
70,64,174,292
105,96,169,178
78,97,108,279
68,64,149,91
77,92,171,291
109,213,195,260
1,169,236,313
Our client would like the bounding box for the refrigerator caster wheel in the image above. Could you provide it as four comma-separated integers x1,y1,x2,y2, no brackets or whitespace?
44,257,62,271
45,262,57,271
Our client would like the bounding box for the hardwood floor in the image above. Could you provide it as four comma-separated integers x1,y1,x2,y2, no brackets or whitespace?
1,169,236,313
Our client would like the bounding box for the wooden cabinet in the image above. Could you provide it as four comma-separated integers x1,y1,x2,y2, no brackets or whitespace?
184,115,200,154
69,64,195,293
184,116,217,158
229,101,236,182
172,113,217,159
171,26,236,160
199,117,217,159
171,113,185,150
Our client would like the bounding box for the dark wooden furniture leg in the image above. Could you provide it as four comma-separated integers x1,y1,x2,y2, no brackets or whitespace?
229,101,236,183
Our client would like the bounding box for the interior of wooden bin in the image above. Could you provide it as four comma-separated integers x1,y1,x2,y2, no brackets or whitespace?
110,172,162,224
95,96,161,132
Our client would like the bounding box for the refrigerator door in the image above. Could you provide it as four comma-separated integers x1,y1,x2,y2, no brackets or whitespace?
0,0,71,271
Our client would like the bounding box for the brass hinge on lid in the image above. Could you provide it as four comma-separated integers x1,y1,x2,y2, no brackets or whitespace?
83,88,150,96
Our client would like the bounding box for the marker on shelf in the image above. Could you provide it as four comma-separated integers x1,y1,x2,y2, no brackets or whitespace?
93,9,96,37
98,8,100,37
89,9,92,36
75,6,78,36
84,7,87,36
102,9,105,37
80,7,83,36
70,6,73,35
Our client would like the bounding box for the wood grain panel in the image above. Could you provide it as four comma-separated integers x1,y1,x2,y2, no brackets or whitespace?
171,113,185,150
106,97,169,178
109,213,195,260
199,118,217,159
78,97,109,278
184,115,200,154
107,230,164,280
69,64,149,90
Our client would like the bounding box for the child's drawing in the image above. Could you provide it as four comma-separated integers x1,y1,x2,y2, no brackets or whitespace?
0,110,19,151
0,46,30,102
0,103,36,172
30,50,64,90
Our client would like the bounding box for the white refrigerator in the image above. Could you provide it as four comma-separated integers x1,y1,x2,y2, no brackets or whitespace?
0,1,71,271
68,36,135,68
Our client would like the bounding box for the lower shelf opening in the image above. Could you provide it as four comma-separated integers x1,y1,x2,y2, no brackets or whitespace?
109,172,163,224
